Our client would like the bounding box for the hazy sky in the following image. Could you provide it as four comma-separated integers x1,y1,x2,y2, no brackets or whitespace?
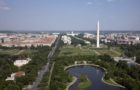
0,0,140,31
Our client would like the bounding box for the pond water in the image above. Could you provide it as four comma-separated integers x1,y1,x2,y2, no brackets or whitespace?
67,65,126,90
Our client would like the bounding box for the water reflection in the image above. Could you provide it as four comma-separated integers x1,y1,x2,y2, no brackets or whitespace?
67,65,126,90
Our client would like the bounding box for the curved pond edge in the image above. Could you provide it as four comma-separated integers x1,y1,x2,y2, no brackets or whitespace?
65,76,77,90
64,64,126,90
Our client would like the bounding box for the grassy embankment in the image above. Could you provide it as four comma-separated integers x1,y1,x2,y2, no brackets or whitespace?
78,74,91,89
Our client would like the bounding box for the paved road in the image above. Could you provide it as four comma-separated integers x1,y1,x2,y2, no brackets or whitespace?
23,36,60,90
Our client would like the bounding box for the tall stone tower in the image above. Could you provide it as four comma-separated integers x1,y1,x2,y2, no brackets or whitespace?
96,20,100,48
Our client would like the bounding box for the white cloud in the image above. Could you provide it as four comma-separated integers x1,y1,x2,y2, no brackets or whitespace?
0,6,10,10
107,0,115,2
87,2,93,5
107,0,118,2
0,0,10,10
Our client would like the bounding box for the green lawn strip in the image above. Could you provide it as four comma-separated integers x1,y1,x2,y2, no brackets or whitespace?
104,78,120,86
104,79,115,84
0,49,19,55
110,49,121,56
47,62,55,89
93,50,101,55
13,50,25,55
0,49,32,56
93,49,121,57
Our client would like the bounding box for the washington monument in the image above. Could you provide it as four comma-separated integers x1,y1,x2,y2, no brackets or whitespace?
96,20,100,48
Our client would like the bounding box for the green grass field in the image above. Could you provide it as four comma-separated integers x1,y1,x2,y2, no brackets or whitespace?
59,45,122,57
59,45,96,56
0,49,33,56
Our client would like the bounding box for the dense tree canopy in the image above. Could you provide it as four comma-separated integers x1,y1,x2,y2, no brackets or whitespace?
0,46,50,90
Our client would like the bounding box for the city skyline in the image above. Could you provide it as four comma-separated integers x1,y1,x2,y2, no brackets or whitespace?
0,0,140,31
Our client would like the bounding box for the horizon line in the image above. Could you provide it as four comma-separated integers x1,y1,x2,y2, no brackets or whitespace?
0,30,140,32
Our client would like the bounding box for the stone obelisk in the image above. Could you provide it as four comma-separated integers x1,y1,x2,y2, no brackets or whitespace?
96,20,100,48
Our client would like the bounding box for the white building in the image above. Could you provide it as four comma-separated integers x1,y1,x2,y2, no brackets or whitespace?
117,36,140,45
128,36,139,41
61,35,71,45
52,33,60,35
14,58,31,67
67,31,79,36
6,73,15,81
6,71,25,81
84,41,91,44
83,33,95,39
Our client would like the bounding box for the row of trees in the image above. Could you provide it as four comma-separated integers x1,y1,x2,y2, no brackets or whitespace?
76,34,96,44
71,36,86,46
